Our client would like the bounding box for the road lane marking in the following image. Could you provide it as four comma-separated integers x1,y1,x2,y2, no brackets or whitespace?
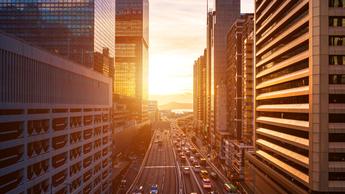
143,165,176,169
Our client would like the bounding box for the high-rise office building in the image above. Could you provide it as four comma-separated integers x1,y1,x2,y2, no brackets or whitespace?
0,33,112,194
0,0,115,69
246,1,345,193
213,0,240,135
115,0,149,100
223,14,254,180
208,0,240,158
226,14,254,140
206,11,216,144
193,50,207,134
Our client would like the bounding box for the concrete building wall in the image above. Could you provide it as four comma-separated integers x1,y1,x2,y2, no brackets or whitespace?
0,33,112,194
247,0,345,193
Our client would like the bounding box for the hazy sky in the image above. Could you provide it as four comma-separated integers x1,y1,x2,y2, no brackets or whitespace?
149,0,254,101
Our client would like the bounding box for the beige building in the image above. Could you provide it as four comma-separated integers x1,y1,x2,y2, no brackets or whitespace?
246,0,345,193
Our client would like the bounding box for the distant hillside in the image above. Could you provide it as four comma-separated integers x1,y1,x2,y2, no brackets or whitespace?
159,101,193,110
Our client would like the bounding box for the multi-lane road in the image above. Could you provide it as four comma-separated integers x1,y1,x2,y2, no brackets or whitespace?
127,120,232,194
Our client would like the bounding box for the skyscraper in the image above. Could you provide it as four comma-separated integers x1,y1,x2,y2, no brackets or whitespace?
193,49,207,134
115,0,149,100
0,32,113,194
246,0,345,193
212,0,240,159
0,0,115,69
211,0,240,147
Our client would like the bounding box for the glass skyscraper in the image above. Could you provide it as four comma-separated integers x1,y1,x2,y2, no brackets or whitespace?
0,0,115,68
115,0,149,100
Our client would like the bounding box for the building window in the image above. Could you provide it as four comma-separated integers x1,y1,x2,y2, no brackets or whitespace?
329,16,345,27
329,113,345,123
329,94,345,103
329,133,345,142
329,0,345,7
329,36,345,46
329,153,345,161
329,74,345,84
329,172,345,181
329,55,345,65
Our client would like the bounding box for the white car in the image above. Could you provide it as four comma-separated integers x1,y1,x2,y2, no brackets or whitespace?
202,178,212,189
193,165,201,172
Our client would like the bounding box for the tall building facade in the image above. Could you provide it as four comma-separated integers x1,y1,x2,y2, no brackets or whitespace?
213,0,240,135
206,11,216,144
0,33,112,194
193,50,207,134
0,0,115,69
246,0,345,193
223,14,254,180
115,0,149,100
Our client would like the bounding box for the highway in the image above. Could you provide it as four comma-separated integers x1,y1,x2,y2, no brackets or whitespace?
127,120,230,194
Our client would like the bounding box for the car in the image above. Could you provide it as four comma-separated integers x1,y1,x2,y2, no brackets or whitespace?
150,184,158,194
183,167,190,175
120,179,127,188
200,169,209,179
202,178,212,189
200,158,207,166
132,186,144,194
193,165,201,172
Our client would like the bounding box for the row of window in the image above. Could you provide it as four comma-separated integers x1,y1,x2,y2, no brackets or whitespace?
329,113,345,123
330,94,345,103
329,0,345,7
329,133,345,142
329,16,345,27
329,74,345,84
329,36,345,46
329,55,345,65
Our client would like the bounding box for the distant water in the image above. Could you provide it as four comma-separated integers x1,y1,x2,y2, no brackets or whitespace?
171,109,193,114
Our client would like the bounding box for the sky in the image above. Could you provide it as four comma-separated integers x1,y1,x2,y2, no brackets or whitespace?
149,0,254,104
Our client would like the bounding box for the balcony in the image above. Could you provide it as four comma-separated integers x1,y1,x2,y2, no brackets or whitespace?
257,116,309,131
0,170,23,193
27,120,49,136
52,152,67,169
27,179,49,194
256,86,309,100
256,139,309,167
256,103,309,113
256,150,309,184
52,118,67,131
83,143,92,154
70,132,82,145
27,159,49,180
52,135,68,150
256,127,309,149
27,139,49,158
70,116,82,128
0,145,24,168
52,170,67,187
83,170,92,182
84,116,93,126
83,128,93,140
0,121,24,142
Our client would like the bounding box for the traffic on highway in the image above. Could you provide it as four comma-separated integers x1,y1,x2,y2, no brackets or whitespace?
127,120,238,194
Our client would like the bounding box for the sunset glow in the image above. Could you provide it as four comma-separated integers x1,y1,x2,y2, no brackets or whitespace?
149,0,254,100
